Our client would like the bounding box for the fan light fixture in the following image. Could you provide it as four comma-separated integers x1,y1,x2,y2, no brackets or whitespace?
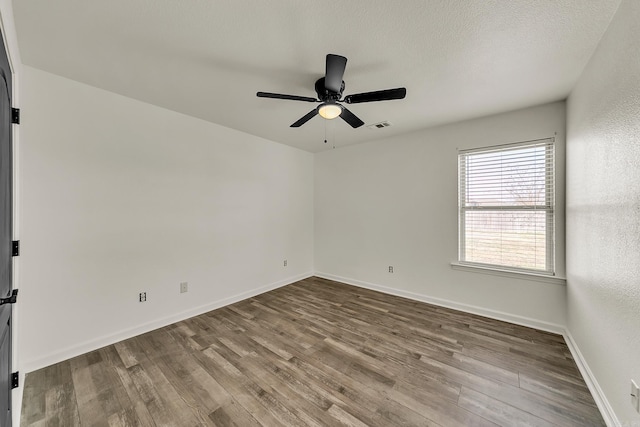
318,103,342,120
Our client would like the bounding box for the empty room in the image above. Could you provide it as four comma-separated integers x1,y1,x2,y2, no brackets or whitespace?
0,0,638,426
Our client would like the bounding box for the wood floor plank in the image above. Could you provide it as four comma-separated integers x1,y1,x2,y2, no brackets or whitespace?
153,355,225,420
126,363,178,427
287,355,392,426
191,348,285,427
21,277,605,426
326,404,370,427
238,353,327,427
21,369,46,425
458,386,555,427
106,407,140,427
208,398,262,427
462,341,585,385
386,385,499,427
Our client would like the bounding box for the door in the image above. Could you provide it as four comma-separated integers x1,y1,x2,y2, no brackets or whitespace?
0,27,13,427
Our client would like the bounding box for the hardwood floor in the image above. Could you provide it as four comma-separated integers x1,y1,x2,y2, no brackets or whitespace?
21,277,605,426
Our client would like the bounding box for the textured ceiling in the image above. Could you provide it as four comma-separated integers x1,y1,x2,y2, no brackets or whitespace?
13,0,621,152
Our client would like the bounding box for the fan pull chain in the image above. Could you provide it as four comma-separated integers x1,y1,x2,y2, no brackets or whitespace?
324,118,327,144
332,120,336,149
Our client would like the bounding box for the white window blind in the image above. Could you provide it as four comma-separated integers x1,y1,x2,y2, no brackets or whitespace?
458,138,555,274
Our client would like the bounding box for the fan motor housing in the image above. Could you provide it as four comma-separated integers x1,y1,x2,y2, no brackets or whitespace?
315,77,344,101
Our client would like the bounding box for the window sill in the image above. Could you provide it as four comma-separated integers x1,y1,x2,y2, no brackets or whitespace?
450,262,567,286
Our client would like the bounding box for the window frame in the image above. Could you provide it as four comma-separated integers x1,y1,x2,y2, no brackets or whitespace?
457,137,556,276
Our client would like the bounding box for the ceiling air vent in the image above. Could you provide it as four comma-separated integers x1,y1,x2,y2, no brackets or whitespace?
367,121,392,130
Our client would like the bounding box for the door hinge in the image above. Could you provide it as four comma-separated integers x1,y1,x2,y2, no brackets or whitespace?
0,289,18,306
11,372,19,389
11,240,19,256
11,108,19,125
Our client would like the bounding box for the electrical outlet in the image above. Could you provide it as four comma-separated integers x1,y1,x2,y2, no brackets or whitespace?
180,282,188,293
139,292,147,302
632,379,639,412
284,260,287,267
389,266,394,273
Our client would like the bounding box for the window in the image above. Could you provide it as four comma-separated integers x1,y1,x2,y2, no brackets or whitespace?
458,138,555,275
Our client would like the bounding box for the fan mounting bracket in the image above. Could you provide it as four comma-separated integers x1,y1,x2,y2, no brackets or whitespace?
315,78,344,102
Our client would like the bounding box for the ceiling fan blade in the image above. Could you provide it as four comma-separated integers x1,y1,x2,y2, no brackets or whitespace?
339,107,365,128
290,109,318,127
325,54,347,93
257,92,317,102
344,87,407,104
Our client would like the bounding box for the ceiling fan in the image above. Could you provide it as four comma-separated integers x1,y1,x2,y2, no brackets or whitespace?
257,54,406,129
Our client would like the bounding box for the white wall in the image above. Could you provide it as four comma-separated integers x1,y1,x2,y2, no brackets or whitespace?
315,101,567,330
18,66,314,372
566,0,640,424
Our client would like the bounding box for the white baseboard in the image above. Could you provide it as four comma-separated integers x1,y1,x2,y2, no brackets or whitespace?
21,272,313,373
563,331,619,427
314,272,565,334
